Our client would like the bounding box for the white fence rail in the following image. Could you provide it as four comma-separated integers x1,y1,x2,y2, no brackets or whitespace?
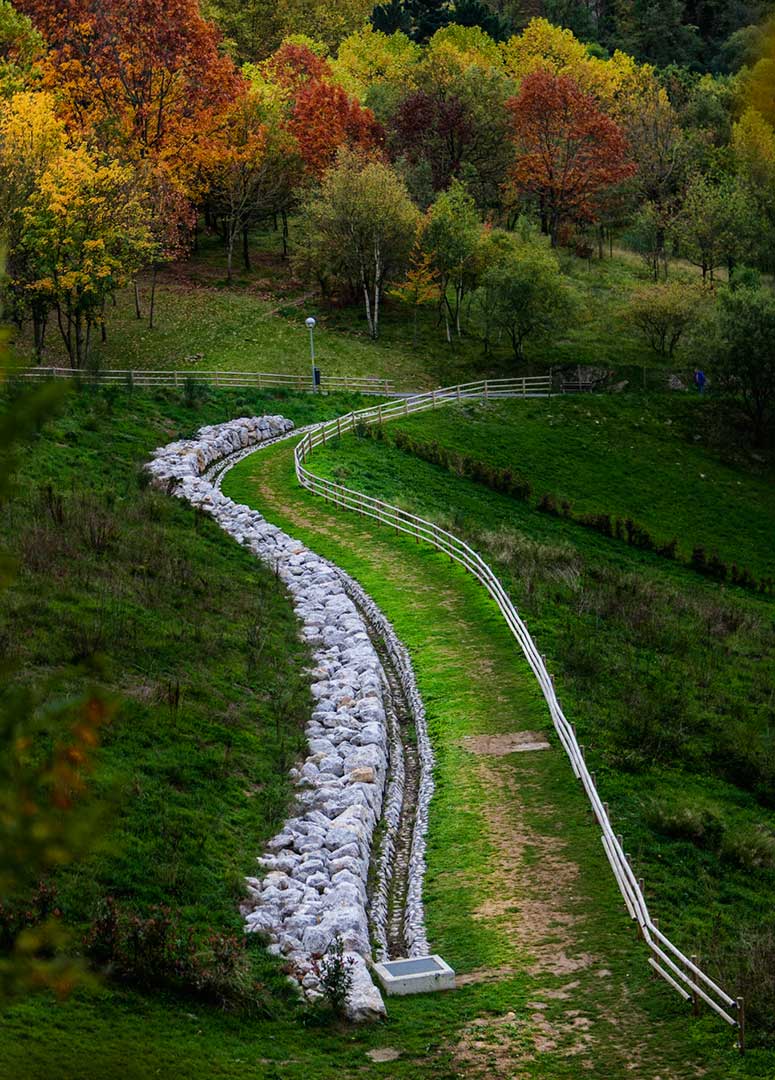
293,377,743,1048
1,366,395,395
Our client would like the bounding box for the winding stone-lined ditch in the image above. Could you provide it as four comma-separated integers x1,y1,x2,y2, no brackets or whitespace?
146,414,433,1020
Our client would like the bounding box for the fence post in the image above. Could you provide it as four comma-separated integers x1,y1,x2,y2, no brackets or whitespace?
690,955,699,1016
737,998,745,1054
484,380,489,400
457,384,461,401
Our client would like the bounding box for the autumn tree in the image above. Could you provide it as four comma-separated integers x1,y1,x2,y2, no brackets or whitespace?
507,70,636,246
17,0,240,192
389,228,438,344
289,77,383,180
199,93,271,284
21,147,155,367
332,25,421,107
298,149,418,338
0,91,67,356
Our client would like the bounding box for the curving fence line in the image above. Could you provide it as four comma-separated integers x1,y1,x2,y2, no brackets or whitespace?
293,376,744,1050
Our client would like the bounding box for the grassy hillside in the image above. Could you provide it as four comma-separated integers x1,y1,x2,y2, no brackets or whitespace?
0,383,379,1014
305,394,775,1042
380,394,775,580
1,384,772,1078
9,227,718,387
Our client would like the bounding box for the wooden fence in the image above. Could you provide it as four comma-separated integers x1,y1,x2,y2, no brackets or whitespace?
1,366,395,395
293,377,743,1048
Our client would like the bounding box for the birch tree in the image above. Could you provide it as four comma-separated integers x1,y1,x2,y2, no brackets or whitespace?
299,149,418,339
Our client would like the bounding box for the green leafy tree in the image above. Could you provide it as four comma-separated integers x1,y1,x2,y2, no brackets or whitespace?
674,173,758,283
298,149,419,338
711,285,775,445
0,0,43,97
475,235,574,361
627,281,706,361
424,180,481,341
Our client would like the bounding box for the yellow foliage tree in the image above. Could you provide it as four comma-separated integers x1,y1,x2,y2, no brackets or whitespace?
332,26,421,102
21,146,156,367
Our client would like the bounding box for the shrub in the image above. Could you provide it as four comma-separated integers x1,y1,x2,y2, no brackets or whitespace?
316,934,354,1017
644,798,726,851
721,826,775,872
627,281,703,361
84,899,267,1012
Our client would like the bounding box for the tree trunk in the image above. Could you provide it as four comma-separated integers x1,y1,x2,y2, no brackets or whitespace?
148,266,158,329
226,229,235,284
281,209,289,258
56,304,74,367
32,306,47,362
242,226,251,271
134,281,142,319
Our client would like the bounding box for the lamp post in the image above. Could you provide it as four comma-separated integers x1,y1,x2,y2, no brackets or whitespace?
305,316,317,392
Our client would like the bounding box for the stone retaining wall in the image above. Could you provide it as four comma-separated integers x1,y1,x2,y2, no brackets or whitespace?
146,416,432,1021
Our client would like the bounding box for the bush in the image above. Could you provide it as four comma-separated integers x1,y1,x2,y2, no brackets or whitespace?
84,898,269,1013
315,934,354,1018
721,827,775,872
644,798,726,851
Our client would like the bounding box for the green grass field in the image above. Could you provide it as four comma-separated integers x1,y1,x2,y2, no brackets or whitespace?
300,395,775,1041
1,381,773,1078
378,393,775,579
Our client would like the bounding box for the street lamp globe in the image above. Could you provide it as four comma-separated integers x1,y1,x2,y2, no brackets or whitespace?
305,316,316,330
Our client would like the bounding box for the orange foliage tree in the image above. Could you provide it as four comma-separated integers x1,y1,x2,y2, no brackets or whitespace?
507,71,636,247
16,0,241,217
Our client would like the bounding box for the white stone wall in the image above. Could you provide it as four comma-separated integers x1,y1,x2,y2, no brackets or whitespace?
146,415,432,1021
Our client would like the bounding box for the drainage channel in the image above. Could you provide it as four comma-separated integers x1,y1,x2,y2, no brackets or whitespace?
357,608,422,962
211,431,433,967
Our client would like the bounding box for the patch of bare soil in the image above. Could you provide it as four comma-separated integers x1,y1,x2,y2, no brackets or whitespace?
365,1048,401,1063
461,732,551,756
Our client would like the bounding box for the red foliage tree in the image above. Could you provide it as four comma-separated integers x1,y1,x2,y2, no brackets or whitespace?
262,41,332,93
289,80,383,181
507,71,636,246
